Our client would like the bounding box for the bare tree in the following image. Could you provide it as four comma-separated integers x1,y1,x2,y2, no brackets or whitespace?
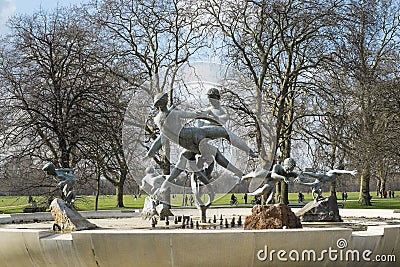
0,7,104,167
0,6,134,206
205,0,340,203
368,80,400,198
329,0,400,205
91,0,210,197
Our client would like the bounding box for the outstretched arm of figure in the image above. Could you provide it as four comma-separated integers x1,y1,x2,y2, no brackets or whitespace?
293,172,313,183
270,164,290,183
300,172,328,180
58,168,74,173
327,169,358,176
203,106,229,123
54,170,75,180
271,172,290,184
196,116,223,126
175,109,201,119
241,169,270,181
295,179,319,187
175,109,223,126
198,108,214,118
146,134,164,158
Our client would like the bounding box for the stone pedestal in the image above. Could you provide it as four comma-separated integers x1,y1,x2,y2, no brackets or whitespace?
141,196,158,219
199,205,208,223
141,196,173,220
295,195,342,222
244,204,302,230
50,198,97,232
156,203,174,219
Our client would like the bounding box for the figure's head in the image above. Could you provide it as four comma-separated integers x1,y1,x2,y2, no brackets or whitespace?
42,162,56,175
145,166,155,174
283,158,296,172
153,92,168,108
206,88,221,100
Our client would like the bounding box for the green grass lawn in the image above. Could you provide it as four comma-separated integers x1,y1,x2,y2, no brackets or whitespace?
0,192,399,214
0,196,48,213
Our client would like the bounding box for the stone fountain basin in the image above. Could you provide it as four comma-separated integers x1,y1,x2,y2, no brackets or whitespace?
0,208,399,267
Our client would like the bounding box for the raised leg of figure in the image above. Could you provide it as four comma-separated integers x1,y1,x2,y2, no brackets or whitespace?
191,174,203,206
164,167,183,185
65,179,75,195
193,169,215,206
195,170,209,185
64,188,76,207
187,159,204,173
265,187,275,204
311,187,317,200
316,188,323,199
226,129,257,158
196,155,215,207
248,183,268,196
161,150,195,191
204,161,215,178
215,150,243,177
201,126,256,158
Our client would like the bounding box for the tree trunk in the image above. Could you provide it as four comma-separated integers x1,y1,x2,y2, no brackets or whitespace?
329,145,337,197
59,137,70,168
279,135,291,205
280,182,289,205
95,168,100,211
330,181,337,197
255,87,273,169
276,181,281,203
359,166,372,206
162,141,171,206
377,166,386,198
116,182,124,207
380,177,386,198
376,179,381,196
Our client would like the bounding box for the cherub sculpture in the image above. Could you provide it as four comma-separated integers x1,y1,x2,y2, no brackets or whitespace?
140,166,166,195
242,158,301,204
146,92,256,194
42,162,76,207
294,165,358,200
199,88,257,159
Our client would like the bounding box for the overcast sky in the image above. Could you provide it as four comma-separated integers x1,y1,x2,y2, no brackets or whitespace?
0,0,90,35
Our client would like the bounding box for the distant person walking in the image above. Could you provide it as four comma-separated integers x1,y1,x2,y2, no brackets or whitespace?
298,192,304,203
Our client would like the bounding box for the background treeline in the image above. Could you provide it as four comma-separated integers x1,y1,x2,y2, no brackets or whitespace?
0,0,399,207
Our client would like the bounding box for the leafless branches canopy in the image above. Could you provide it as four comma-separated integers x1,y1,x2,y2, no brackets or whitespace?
0,0,399,206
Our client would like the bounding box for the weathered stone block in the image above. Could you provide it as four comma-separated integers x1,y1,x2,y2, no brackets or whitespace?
50,198,97,232
244,204,302,229
295,195,342,222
